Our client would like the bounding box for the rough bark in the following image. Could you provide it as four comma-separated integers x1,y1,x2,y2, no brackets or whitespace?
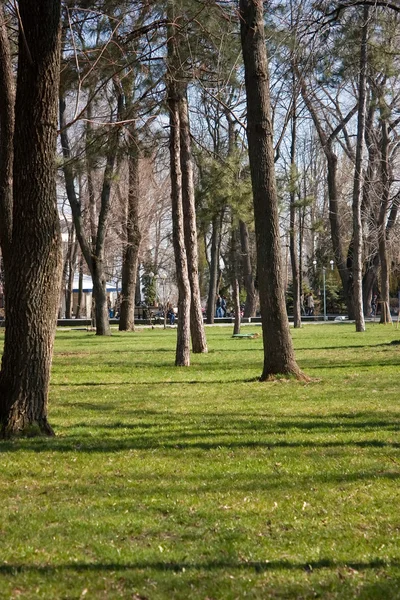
119,131,141,331
352,5,368,332
168,86,191,366
240,0,306,381
0,5,13,272
0,0,62,437
179,87,207,353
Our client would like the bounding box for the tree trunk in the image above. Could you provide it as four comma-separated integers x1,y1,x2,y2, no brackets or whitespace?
0,0,62,437
240,0,306,381
179,86,207,353
206,214,221,324
352,6,368,332
295,66,356,318
231,226,241,335
75,258,84,319
0,6,14,273
239,220,257,318
119,133,141,332
362,254,379,316
379,115,392,324
92,261,111,335
168,87,191,366
167,2,191,366
289,93,301,328
59,94,117,336
65,235,78,319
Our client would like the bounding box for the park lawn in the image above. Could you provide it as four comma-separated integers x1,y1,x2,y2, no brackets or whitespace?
0,323,399,599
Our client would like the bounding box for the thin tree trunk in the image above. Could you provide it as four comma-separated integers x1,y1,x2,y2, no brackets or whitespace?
352,6,368,332
75,257,84,319
66,238,78,319
379,115,392,324
239,220,257,318
167,2,191,366
168,87,191,365
295,66,357,319
206,215,221,324
362,254,379,316
240,0,306,381
289,91,301,328
0,0,62,437
59,94,117,336
179,86,207,353
231,225,241,335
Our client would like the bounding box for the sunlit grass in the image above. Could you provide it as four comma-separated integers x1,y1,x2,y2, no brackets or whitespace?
0,323,399,599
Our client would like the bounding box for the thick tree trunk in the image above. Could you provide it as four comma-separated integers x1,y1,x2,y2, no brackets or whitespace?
179,87,207,353
0,0,62,437
240,0,306,381
239,220,257,318
91,261,111,336
119,137,141,332
352,6,368,332
0,6,14,272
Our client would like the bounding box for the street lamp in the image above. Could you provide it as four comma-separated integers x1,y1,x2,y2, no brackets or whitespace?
160,273,167,329
313,260,334,321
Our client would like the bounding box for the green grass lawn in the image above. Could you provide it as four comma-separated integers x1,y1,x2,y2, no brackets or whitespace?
0,323,400,599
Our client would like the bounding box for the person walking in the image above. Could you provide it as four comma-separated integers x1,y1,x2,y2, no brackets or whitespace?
307,293,315,316
216,294,223,318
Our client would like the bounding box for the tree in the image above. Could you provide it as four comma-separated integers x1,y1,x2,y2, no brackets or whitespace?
351,5,368,332
167,0,191,366
0,1,62,437
239,0,306,381
179,88,208,353
118,123,141,331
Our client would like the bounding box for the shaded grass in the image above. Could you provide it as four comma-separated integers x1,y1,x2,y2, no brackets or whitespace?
0,323,400,599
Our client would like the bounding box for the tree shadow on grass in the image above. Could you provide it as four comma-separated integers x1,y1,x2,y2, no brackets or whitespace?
1,434,399,455
2,407,400,453
0,558,398,575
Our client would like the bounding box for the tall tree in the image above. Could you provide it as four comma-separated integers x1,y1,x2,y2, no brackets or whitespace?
351,5,369,332
0,1,62,437
179,88,208,353
119,122,141,331
239,0,306,381
167,0,191,366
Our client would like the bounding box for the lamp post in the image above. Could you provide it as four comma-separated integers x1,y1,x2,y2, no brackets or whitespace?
313,259,334,321
160,273,167,329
